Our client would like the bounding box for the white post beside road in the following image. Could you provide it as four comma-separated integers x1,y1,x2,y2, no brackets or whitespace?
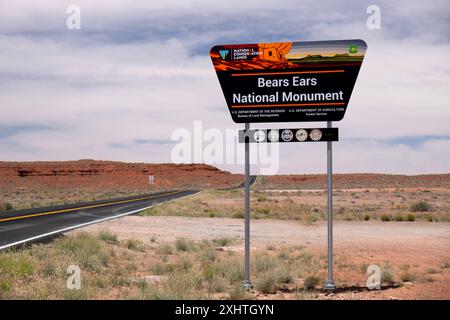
149,175,154,192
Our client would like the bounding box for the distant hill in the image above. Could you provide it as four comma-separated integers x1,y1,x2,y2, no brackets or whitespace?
1,160,448,191
1,159,449,210
0,160,242,191
257,173,450,190
289,53,364,63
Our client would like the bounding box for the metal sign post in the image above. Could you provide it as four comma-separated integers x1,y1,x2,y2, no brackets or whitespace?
243,122,252,289
324,121,336,290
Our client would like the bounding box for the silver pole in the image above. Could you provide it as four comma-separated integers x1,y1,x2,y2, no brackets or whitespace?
324,121,336,291
243,122,252,289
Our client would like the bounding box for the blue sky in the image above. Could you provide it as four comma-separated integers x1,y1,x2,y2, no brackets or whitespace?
0,0,449,174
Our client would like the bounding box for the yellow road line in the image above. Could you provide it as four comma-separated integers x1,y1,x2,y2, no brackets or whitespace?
0,190,184,223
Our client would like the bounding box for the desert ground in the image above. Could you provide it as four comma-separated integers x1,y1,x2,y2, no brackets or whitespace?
1,187,449,300
0,161,449,299
68,189,450,300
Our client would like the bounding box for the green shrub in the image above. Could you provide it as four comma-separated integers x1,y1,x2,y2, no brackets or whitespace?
253,255,277,273
0,252,34,278
228,285,248,300
232,212,244,219
157,243,173,255
0,279,12,296
255,273,277,294
406,214,415,222
149,262,166,275
256,207,270,215
380,214,391,222
41,262,56,277
217,259,243,283
360,263,369,274
275,266,293,284
256,195,268,202
400,264,410,271
208,277,227,293
203,265,218,281
212,238,233,247
304,275,320,290
125,239,144,251
295,289,315,300
381,263,394,284
277,249,292,261
175,238,195,252
175,257,192,272
149,270,200,299
55,233,113,271
400,272,416,282
426,268,439,274
410,201,431,212
0,203,14,211
394,214,404,221
200,250,217,263
364,214,371,221
98,230,118,244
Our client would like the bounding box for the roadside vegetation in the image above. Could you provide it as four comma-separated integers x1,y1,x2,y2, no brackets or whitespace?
1,179,449,223
1,230,447,299
0,231,324,299
139,190,450,223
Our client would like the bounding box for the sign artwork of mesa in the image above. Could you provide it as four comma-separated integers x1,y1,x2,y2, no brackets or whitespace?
210,39,367,123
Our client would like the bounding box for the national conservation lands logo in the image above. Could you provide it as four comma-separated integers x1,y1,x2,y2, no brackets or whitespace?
219,49,229,60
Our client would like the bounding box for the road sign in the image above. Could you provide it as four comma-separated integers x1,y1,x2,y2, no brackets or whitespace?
239,128,338,143
148,175,154,192
211,39,366,291
210,39,367,123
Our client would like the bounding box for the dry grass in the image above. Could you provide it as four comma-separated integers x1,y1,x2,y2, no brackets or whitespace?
139,188,450,223
0,231,326,300
2,230,448,299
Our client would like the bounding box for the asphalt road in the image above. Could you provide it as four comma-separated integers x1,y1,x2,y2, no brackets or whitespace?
0,189,199,250
229,175,257,189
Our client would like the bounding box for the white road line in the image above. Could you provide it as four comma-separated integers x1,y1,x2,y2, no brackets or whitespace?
0,191,201,251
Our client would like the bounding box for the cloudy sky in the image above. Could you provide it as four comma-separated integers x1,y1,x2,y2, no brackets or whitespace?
0,0,449,174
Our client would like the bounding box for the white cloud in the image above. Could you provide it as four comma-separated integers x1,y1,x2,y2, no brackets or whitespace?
0,1,449,174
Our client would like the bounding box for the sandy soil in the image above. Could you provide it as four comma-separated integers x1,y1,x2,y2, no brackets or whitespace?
71,217,450,299
72,217,450,260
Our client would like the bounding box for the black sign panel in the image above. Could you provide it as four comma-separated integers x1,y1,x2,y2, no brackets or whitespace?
210,40,367,123
239,128,338,143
